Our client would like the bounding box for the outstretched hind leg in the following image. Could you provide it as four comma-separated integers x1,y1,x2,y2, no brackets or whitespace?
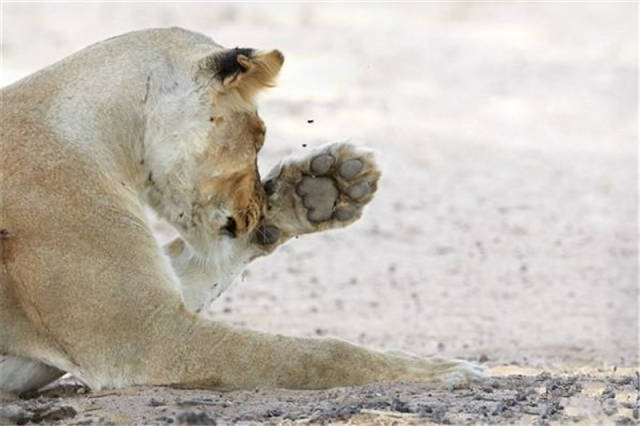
0,355,63,394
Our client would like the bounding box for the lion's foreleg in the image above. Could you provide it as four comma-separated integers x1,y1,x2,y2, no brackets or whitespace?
7,229,482,390
163,236,262,312
150,316,483,390
162,142,384,312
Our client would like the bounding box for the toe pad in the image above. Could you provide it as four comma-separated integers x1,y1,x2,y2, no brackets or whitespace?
334,206,356,221
255,225,280,245
310,154,335,175
338,159,363,180
345,181,371,200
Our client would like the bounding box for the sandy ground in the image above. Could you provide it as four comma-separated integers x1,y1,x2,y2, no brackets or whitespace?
1,2,638,424
0,369,639,425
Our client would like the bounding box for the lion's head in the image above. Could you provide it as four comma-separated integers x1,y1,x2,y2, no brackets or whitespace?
143,46,284,253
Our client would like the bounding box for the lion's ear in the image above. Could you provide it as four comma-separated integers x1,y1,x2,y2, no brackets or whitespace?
199,48,284,102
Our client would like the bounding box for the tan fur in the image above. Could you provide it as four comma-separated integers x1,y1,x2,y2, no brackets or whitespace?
0,28,482,393
227,50,284,102
205,50,284,112
195,111,266,236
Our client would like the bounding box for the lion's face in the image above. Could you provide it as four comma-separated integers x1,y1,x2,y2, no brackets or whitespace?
195,110,267,238
143,48,283,250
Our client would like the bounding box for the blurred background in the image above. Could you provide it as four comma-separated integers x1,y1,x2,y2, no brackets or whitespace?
1,3,637,370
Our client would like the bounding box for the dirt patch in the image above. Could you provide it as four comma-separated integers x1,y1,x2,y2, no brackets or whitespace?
0,370,637,425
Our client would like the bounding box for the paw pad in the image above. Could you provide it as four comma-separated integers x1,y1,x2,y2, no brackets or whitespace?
296,176,338,222
338,159,363,179
263,178,277,196
294,150,377,224
257,142,380,244
334,206,356,221
310,154,335,175
255,225,280,245
345,182,371,200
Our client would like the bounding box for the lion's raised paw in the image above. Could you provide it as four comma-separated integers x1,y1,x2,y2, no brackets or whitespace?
254,142,381,246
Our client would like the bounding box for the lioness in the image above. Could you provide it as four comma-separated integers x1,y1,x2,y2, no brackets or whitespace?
0,28,482,393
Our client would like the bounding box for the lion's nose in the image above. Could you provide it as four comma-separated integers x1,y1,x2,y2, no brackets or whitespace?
217,172,265,238
222,197,263,238
221,216,237,238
